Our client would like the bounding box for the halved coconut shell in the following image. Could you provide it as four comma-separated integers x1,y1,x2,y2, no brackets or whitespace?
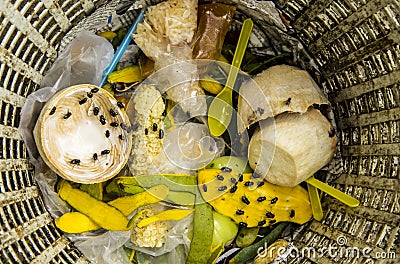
238,65,329,132
248,108,337,187
34,84,132,183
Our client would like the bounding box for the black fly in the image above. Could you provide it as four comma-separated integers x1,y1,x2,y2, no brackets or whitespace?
257,196,266,202
257,181,265,188
99,115,106,125
117,102,124,108
239,222,248,228
238,173,244,182
93,107,100,116
236,209,244,215
218,186,227,191
241,196,250,205
221,167,232,172
290,210,295,218
49,106,56,115
266,212,275,218
244,181,254,187
79,97,88,105
258,220,266,227
252,173,262,179
101,149,110,155
63,111,72,119
109,109,118,117
159,129,164,139
70,159,80,166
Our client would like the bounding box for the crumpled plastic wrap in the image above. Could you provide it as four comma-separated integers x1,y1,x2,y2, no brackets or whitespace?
154,53,207,118
73,231,132,264
152,122,225,174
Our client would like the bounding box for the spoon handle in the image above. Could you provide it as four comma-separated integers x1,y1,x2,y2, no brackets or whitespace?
306,176,360,207
99,8,146,87
225,18,253,89
307,183,323,221
208,19,253,137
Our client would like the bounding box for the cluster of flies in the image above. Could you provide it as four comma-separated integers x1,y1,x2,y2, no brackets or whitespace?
48,88,126,167
145,121,165,140
202,167,295,228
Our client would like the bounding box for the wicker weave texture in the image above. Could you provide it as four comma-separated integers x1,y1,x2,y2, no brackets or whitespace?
0,1,103,262
0,0,399,263
278,0,400,263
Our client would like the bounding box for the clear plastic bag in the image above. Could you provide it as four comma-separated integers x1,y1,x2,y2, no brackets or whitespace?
73,231,132,264
153,52,207,118
126,203,193,264
41,31,114,90
19,30,114,166
151,122,225,174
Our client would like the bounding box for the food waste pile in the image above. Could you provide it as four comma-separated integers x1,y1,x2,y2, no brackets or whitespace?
19,1,358,263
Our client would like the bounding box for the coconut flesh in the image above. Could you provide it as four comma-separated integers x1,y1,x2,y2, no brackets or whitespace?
34,84,132,183
248,108,337,187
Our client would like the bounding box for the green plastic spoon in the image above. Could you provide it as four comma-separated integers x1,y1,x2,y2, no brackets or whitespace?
208,18,253,137
306,176,360,207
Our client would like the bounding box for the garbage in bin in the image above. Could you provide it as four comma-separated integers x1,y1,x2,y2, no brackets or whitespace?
7,0,378,261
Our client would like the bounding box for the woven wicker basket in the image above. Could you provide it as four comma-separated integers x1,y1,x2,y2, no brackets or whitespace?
0,0,399,263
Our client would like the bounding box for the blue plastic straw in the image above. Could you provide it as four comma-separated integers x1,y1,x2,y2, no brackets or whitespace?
99,8,146,87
